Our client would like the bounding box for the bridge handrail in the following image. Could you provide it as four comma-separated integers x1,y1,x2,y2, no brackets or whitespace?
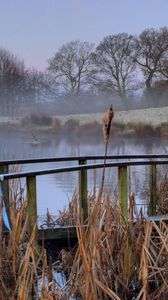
1,156,168,236
0,154,168,166
1,158,168,180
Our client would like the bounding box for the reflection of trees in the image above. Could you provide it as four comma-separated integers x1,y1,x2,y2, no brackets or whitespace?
116,139,125,155
69,142,80,157
131,166,149,198
54,171,78,195
0,127,168,214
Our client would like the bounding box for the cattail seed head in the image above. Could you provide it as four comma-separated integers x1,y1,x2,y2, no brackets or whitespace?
102,105,114,143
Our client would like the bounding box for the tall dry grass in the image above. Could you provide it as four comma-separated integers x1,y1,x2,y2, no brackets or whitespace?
157,174,168,214
60,191,168,300
1,187,168,299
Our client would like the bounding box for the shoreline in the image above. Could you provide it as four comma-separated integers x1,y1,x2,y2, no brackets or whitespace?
0,107,168,134
52,106,168,127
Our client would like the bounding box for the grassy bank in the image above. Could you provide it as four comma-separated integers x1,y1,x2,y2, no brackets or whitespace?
52,106,168,127
18,106,168,137
1,106,168,137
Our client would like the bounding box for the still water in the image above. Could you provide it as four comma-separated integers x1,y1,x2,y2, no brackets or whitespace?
1,128,168,217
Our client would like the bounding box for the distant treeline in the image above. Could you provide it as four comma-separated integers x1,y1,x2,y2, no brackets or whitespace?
0,26,168,116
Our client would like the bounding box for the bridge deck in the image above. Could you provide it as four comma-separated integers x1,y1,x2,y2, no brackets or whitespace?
38,215,168,241
38,226,77,241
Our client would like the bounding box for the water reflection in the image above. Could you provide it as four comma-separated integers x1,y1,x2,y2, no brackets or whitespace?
1,128,168,216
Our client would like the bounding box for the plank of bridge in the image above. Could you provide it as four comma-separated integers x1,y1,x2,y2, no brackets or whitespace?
38,226,77,240
146,214,168,222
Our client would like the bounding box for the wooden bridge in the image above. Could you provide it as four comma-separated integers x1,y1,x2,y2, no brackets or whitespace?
0,154,168,243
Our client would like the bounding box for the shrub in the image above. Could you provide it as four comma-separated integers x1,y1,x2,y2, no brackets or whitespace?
31,114,52,126
22,114,52,126
112,121,125,131
134,123,161,136
76,121,102,136
63,119,80,132
160,122,168,130
52,118,61,130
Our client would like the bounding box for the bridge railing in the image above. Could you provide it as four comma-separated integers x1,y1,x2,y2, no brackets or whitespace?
0,155,168,236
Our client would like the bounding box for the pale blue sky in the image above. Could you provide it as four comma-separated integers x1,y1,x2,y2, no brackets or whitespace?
0,0,168,70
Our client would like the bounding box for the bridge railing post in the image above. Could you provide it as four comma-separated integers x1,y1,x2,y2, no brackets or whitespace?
0,164,11,229
118,166,128,219
78,159,88,223
148,164,157,216
26,176,38,239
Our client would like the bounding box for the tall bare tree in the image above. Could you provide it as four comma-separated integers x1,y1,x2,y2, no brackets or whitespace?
90,33,137,102
0,48,26,116
134,27,168,94
48,40,94,95
159,58,168,79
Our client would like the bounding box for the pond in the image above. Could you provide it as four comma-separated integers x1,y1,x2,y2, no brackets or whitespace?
1,127,168,217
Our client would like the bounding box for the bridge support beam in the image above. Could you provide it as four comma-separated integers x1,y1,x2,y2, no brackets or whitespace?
149,164,157,216
118,166,128,219
0,164,11,229
79,159,88,223
26,176,38,239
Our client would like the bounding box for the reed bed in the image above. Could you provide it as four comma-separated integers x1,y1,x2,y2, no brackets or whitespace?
63,193,168,300
1,185,168,299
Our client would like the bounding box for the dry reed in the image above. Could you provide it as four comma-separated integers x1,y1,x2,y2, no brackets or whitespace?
157,174,168,214
1,177,168,300
61,192,168,300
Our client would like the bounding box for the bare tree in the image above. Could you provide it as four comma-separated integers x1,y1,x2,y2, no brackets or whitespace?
134,27,168,94
26,69,50,101
159,58,168,79
0,48,26,116
48,40,94,95
150,79,168,107
21,68,58,115
90,33,137,102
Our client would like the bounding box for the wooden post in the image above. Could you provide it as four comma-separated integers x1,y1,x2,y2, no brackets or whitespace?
26,176,38,238
148,164,157,216
79,159,88,223
118,166,128,219
0,164,11,229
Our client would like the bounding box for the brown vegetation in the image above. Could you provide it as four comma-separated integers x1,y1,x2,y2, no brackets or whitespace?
157,174,168,214
134,123,161,137
1,175,168,299
22,114,53,127
63,119,80,132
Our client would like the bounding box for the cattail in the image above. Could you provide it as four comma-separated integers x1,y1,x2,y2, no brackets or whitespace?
100,105,114,190
102,105,114,143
